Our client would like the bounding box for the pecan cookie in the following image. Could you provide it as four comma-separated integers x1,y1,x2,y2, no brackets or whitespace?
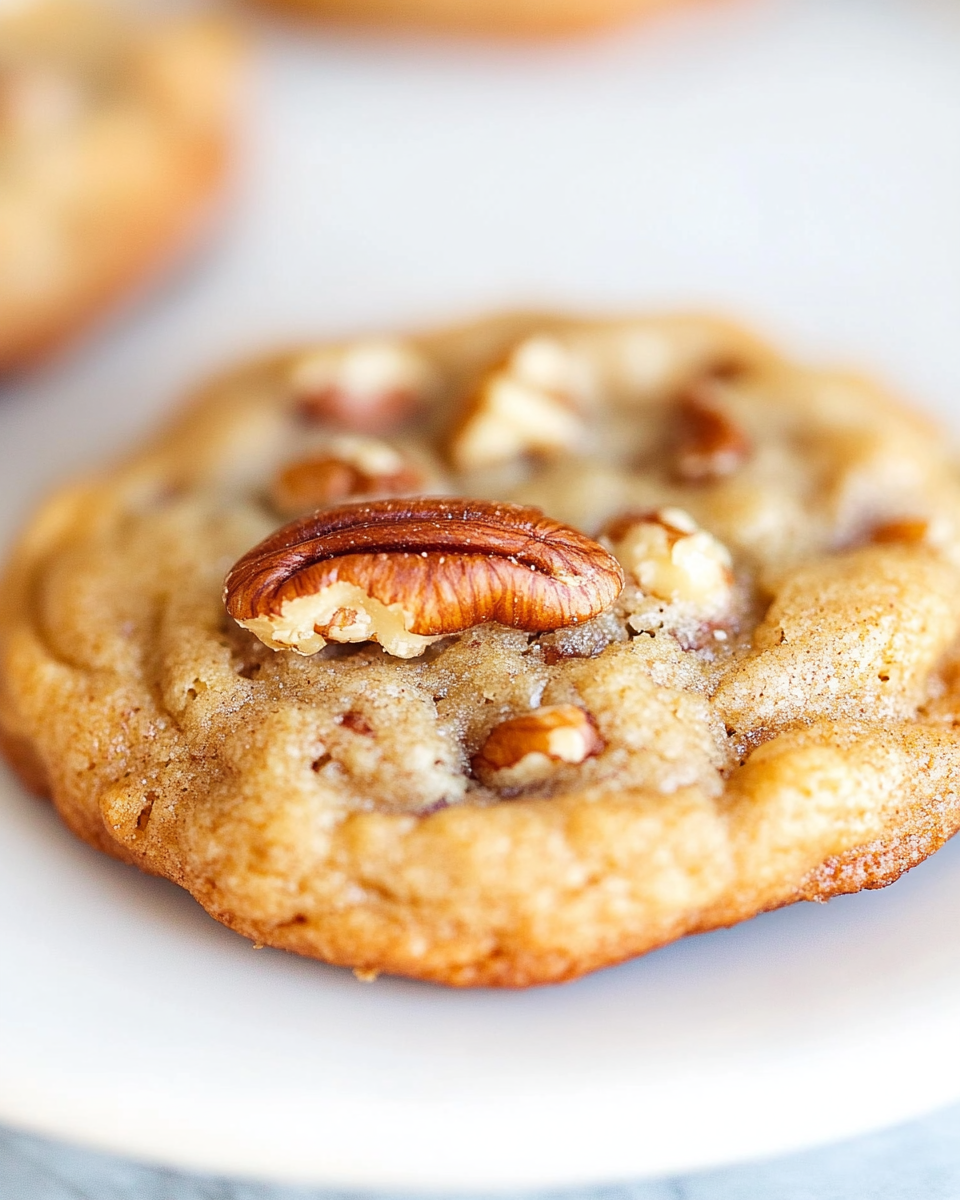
255,0,692,37
0,2,244,372
4,313,960,988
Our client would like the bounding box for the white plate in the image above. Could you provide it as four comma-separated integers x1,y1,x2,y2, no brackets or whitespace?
3,0,960,1190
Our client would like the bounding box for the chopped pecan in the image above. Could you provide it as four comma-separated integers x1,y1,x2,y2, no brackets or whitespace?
340,710,374,736
673,382,750,483
604,507,733,610
273,457,359,512
449,338,587,472
472,705,603,786
224,498,624,658
706,356,751,382
271,438,425,516
870,518,930,545
290,340,436,433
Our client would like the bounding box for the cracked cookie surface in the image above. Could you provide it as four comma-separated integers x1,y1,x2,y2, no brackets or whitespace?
4,312,960,986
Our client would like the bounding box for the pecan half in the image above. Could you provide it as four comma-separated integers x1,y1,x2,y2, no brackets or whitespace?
673,382,750,483
224,498,624,658
473,705,604,786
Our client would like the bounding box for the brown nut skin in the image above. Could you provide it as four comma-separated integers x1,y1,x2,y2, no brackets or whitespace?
601,506,693,547
870,518,930,546
673,383,751,483
271,456,425,515
224,497,624,638
473,705,604,780
294,388,421,434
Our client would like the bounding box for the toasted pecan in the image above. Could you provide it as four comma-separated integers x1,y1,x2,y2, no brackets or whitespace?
224,497,624,657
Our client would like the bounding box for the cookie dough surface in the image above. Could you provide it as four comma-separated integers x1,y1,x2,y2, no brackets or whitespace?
4,312,960,987
0,1,244,371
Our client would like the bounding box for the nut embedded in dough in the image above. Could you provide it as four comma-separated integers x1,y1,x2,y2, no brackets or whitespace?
291,340,437,432
472,705,604,787
224,496,625,656
869,518,930,546
271,436,425,515
449,337,590,471
605,507,733,610
673,381,751,483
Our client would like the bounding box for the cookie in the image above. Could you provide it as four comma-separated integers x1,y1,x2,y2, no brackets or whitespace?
0,2,245,373
4,312,960,988
256,0,687,37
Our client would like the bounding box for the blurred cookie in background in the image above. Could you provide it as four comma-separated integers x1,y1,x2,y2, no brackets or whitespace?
0,2,246,374
254,0,705,38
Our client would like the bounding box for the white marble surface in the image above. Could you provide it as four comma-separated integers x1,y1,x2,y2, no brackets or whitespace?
4,1107,960,1200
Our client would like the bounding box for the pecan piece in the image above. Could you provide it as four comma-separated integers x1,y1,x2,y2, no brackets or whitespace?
870,518,930,545
473,705,604,787
271,437,425,516
449,338,588,472
272,457,360,513
673,382,750,483
604,507,733,611
224,498,624,658
290,340,436,433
